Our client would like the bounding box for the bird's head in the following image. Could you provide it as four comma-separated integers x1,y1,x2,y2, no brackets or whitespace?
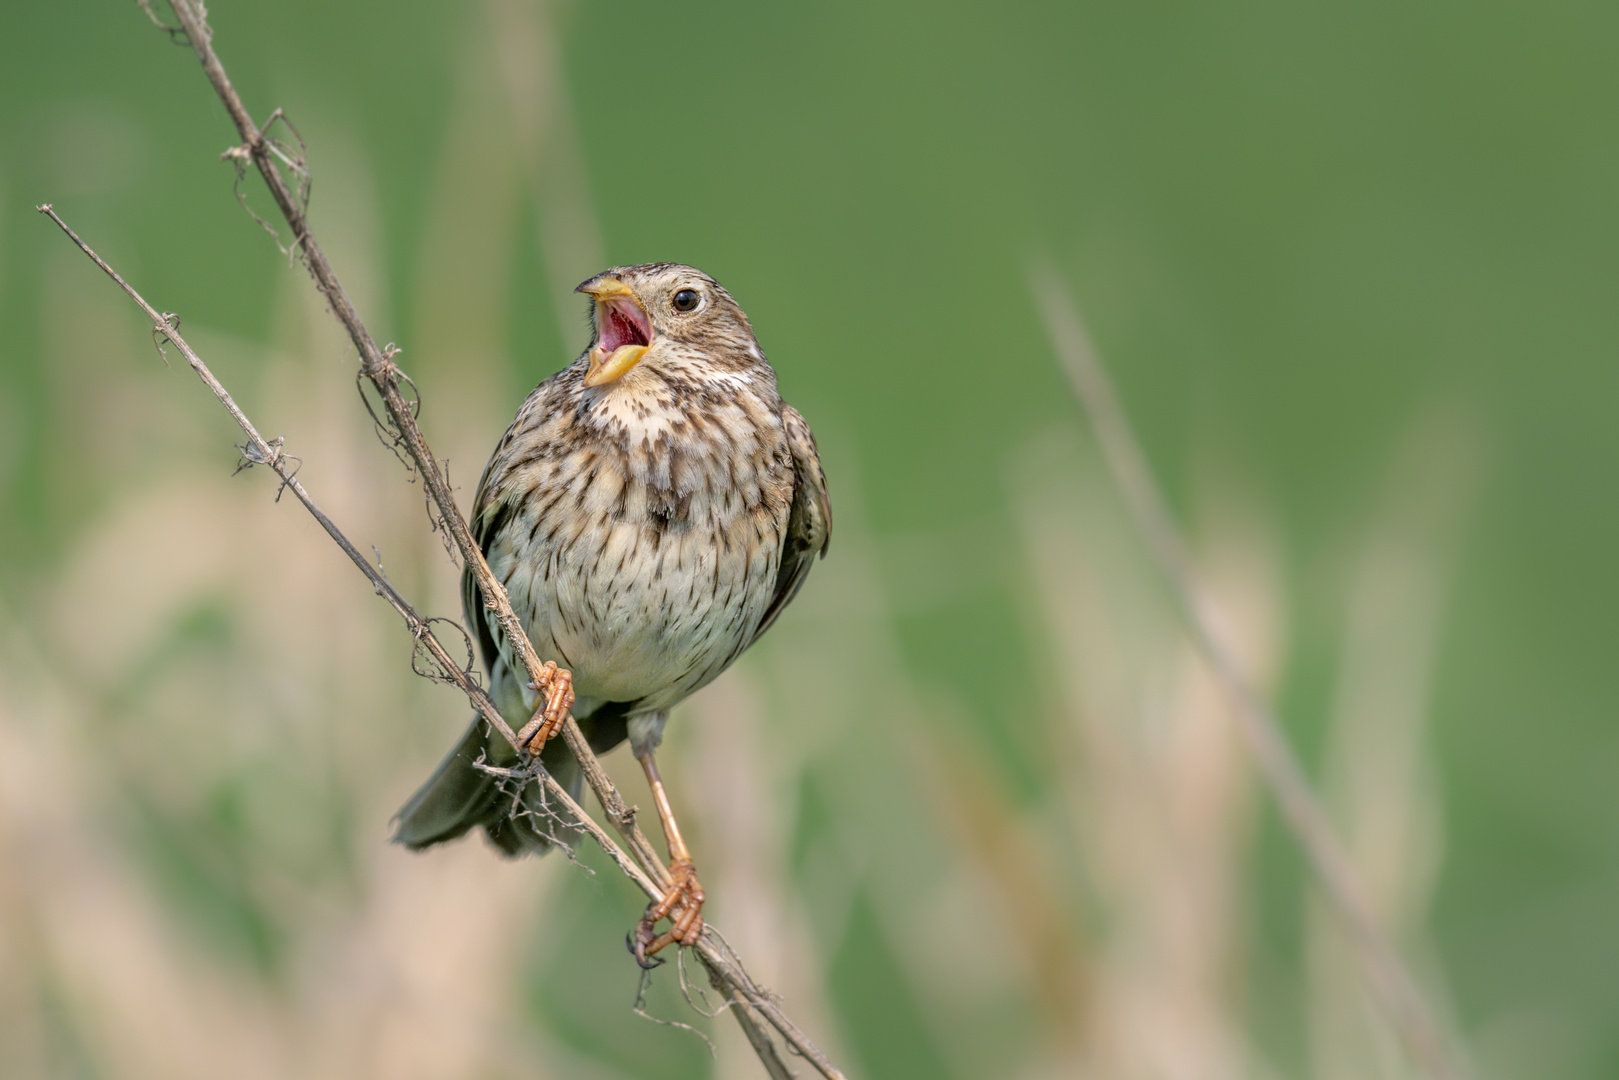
575,264,765,390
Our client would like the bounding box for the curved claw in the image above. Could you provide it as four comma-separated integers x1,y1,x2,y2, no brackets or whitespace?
632,858,705,965
518,661,575,751
627,928,666,970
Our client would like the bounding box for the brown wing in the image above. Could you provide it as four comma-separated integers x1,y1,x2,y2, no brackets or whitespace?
461,396,532,682
461,495,508,684
747,404,832,647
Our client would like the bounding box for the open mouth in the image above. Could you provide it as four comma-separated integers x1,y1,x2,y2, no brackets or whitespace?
599,296,651,354
581,291,653,387
576,274,655,387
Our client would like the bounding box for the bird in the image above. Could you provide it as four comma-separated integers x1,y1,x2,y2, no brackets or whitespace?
393,263,831,961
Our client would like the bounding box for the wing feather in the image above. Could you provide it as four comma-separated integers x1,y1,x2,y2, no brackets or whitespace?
462,405,528,685
747,404,832,647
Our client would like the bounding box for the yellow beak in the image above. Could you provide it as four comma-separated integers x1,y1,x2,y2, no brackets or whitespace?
578,276,636,301
578,276,652,388
583,342,649,387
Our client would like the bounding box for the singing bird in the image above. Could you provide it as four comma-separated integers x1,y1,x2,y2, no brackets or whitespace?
394,263,831,960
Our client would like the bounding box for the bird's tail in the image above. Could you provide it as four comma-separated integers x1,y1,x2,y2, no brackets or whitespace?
392,716,582,857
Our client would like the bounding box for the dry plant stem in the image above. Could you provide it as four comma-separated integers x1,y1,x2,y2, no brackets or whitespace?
139,8,846,1076
719,980,797,1080
159,0,674,895
161,0,555,721
1033,268,1467,1080
36,204,506,756
157,0,668,892
42,205,844,1080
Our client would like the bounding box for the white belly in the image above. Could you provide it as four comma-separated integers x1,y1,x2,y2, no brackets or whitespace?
496,515,781,714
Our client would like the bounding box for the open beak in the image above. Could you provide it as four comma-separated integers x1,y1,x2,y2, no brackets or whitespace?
577,276,651,387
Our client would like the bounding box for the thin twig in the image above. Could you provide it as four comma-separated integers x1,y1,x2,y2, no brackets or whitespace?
124,7,848,1076
34,201,661,912
38,203,509,754
160,0,558,736
1032,264,1467,1080
157,0,667,883
723,985,797,1080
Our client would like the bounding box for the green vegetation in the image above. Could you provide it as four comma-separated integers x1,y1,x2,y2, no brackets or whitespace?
2,2,1616,1077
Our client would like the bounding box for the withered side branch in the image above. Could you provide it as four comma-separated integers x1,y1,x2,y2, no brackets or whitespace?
155,0,669,909
117,4,844,1075
38,204,622,891
39,203,825,1080
158,1,553,711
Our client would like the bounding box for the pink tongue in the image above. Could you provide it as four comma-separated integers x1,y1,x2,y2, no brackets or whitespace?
608,309,644,350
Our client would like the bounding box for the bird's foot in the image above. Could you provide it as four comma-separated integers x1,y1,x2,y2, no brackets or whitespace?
631,857,705,968
517,662,574,752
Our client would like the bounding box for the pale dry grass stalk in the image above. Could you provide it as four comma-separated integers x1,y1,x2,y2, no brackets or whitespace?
6,236,567,1080
1308,418,1474,1080
38,4,850,1071
0,601,557,1080
1009,437,1265,1080
700,476,1041,1077
486,0,607,354
680,674,850,1079
1033,268,1469,1080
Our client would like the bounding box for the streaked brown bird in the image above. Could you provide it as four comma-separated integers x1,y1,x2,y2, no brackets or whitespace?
394,263,831,960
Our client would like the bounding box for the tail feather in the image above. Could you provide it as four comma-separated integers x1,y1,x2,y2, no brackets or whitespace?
393,717,581,857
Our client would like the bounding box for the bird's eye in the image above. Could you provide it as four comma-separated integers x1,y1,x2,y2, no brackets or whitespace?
673,288,700,313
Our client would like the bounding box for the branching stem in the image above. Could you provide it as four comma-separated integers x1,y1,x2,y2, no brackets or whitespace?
35,5,854,1076
39,201,841,1080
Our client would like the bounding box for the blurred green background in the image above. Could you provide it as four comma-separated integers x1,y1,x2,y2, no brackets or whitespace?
3,2,1617,1078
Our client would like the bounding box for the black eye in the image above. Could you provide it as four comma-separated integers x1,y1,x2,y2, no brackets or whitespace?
673,288,700,313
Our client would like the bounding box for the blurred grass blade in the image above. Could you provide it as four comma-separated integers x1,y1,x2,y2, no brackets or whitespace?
1031,260,1469,1080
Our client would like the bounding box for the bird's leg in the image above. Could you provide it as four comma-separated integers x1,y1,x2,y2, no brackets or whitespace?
516,661,574,752
631,750,706,967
